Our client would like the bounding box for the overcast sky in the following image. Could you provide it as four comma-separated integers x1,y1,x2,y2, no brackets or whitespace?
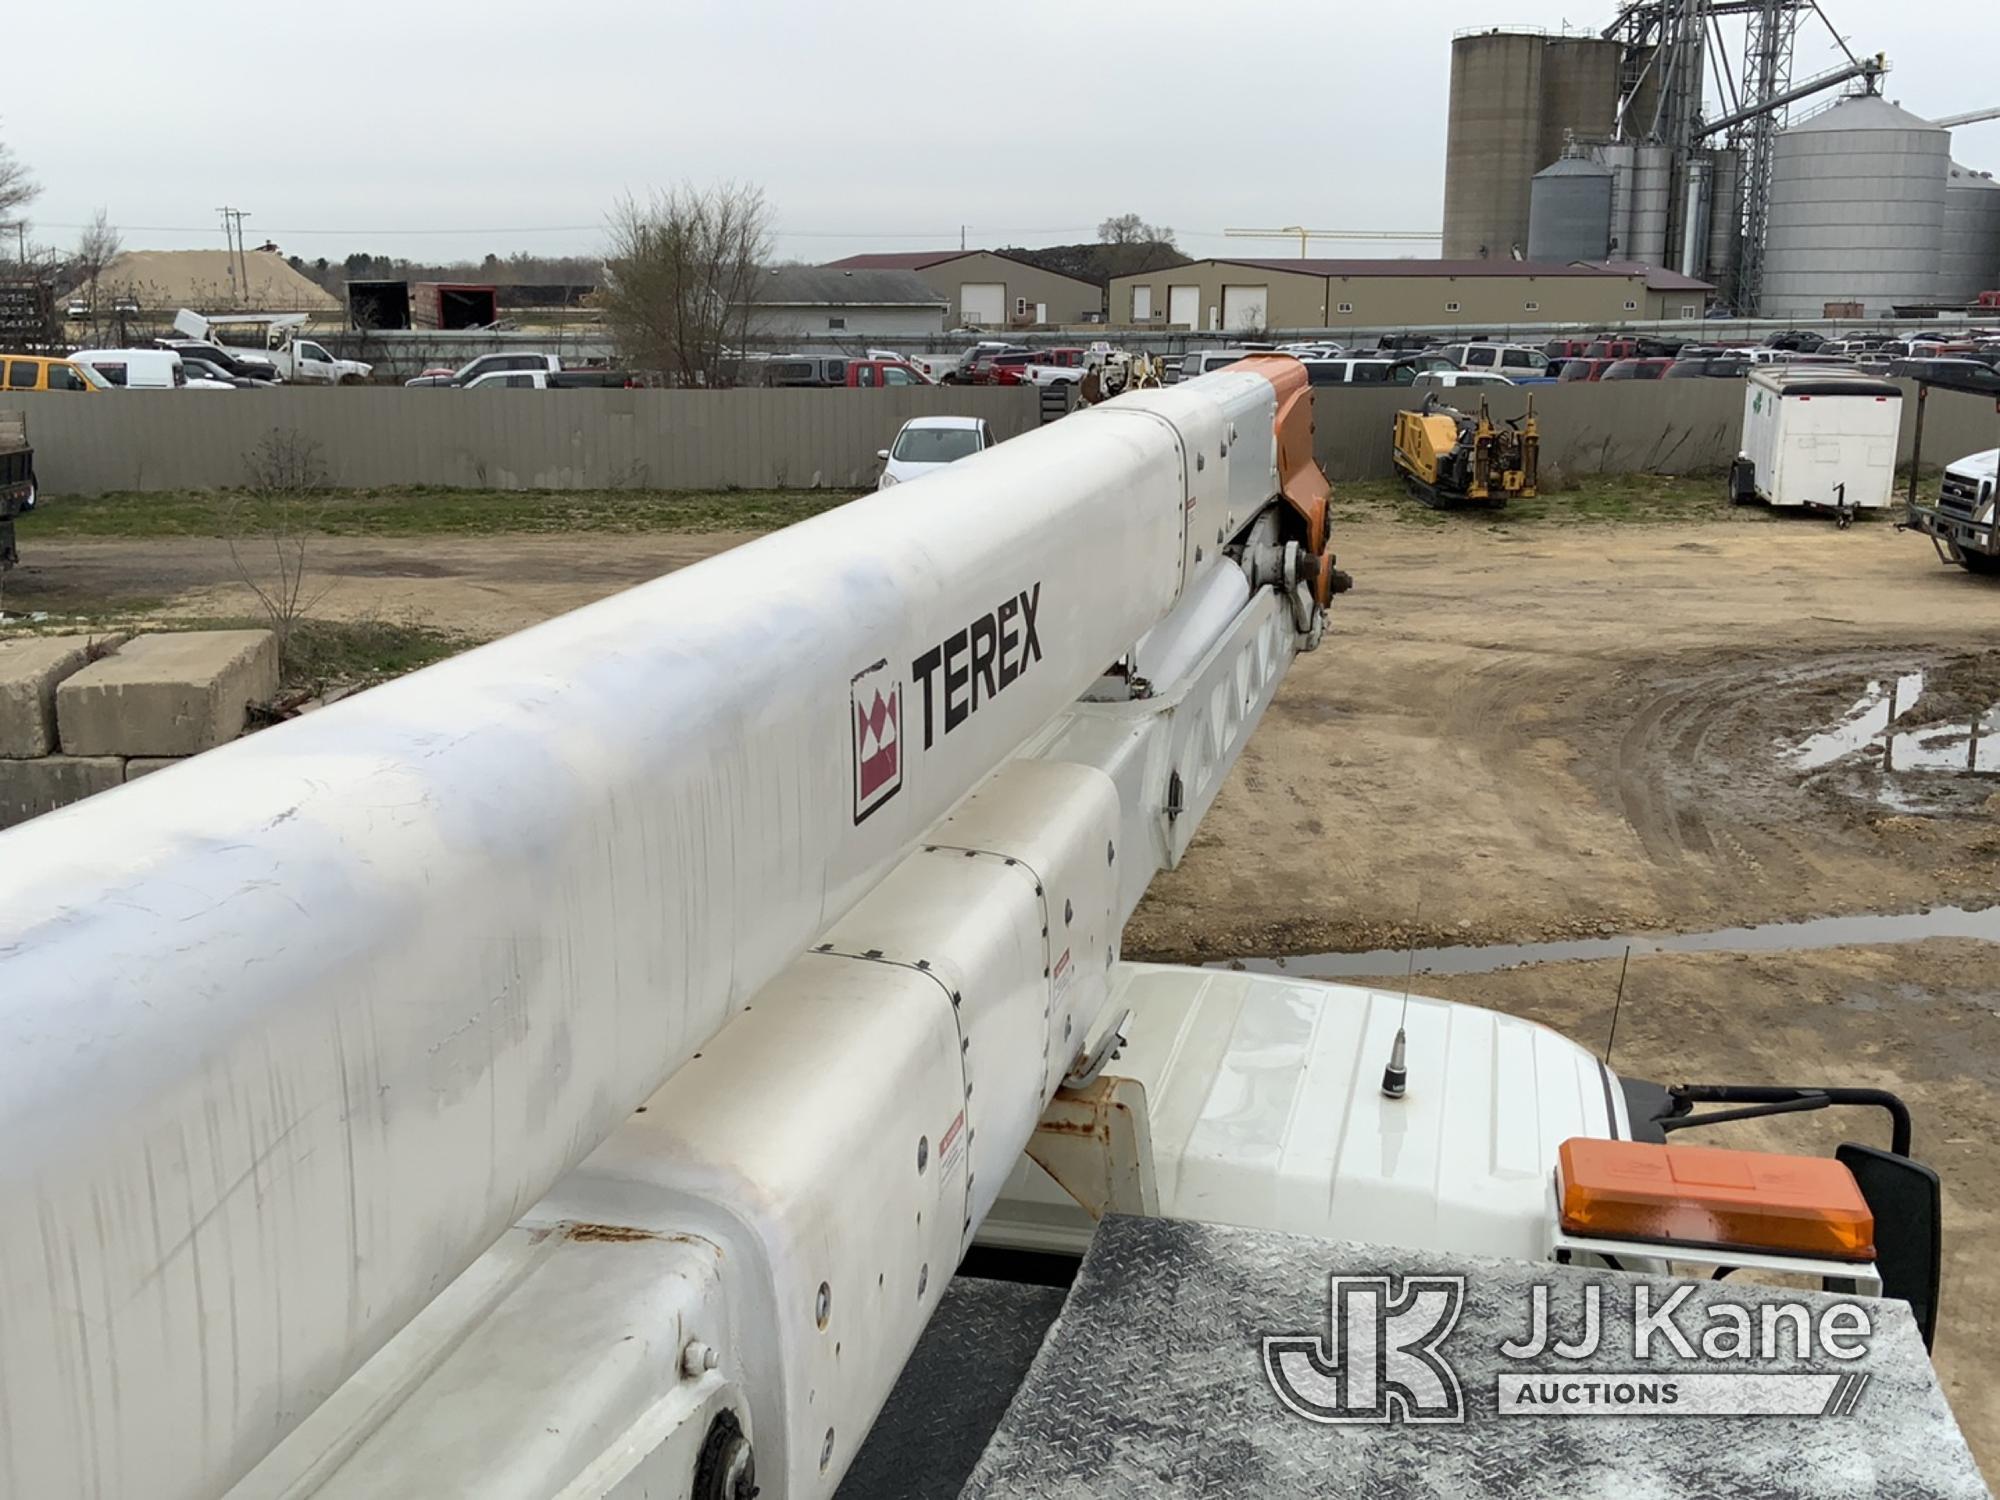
5,0,1996,265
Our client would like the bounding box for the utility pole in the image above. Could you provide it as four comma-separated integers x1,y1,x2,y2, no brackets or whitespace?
215,206,252,303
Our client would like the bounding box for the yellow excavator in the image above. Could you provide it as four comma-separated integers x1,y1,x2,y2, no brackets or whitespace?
1392,392,1538,507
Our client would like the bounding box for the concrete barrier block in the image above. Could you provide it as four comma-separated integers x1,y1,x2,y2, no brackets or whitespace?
58,630,279,757
0,755,125,829
124,757,187,781
0,634,127,758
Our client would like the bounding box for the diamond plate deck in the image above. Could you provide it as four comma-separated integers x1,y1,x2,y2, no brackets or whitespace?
838,1276,1068,1500
958,1215,1988,1499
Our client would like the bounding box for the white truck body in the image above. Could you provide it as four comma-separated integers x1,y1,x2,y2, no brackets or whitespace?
1737,366,1904,511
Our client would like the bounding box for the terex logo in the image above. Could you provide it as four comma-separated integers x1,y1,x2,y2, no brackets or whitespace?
910,583,1042,750
850,659,903,824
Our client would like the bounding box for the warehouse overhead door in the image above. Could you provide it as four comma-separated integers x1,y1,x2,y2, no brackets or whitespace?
959,282,1005,326
1168,285,1199,329
1222,284,1268,332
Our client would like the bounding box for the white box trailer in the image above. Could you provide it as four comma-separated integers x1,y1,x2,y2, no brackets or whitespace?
1730,366,1903,518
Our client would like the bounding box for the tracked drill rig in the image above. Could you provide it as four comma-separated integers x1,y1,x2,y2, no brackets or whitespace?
1392,392,1540,507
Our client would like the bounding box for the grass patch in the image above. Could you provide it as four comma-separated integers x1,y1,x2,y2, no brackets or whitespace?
1330,471,1814,527
32,487,862,540
278,616,474,689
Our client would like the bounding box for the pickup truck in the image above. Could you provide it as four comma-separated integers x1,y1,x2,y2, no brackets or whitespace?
0,409,34,571
844,358,931,387
1908,446,2000,576
173,309,373,385
868,348,955,384
406,352,564,388
998,348,1089,386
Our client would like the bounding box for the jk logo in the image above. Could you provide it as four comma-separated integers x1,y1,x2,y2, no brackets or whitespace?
1263,1275,1466,1424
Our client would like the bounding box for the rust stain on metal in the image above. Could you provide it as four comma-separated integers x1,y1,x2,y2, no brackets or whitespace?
567,1223,664,1243
1037,1076,1120,1139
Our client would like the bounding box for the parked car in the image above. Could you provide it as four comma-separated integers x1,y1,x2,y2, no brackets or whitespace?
466,369,554,389
154,338,278,383
71,349,232,390
1542,338,1596,363
407,352,564,389
1601,358,1674,381
1890,358,2000,393
1,354,99,392
987,348,1083,386
845,358,932,387
959,344,1030,384
178,355,266,388
870,348,957,384
1437,342,1552,376
755,356,847,388
1297,357,1421,387
1762,329,1826,352
1412,370,1517,390
1664,355,1752,379
1180,349,1256,380
876,416,995,488
1582,338,1638,361
548,369,643,389
1560,358,1616,383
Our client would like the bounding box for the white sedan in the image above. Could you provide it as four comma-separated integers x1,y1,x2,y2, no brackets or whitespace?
876,415,995,488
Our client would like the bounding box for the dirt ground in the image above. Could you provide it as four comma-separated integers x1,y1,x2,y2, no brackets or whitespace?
12,510,2000,1475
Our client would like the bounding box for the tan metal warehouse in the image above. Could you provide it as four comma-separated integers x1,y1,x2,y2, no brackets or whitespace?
822,251,1102,328
1107,258,1711,332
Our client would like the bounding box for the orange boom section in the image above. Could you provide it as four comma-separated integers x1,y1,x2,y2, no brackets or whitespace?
1236,354,1343,606
1558,1137,1876,1262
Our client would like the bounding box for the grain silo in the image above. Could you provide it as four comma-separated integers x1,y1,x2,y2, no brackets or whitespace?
1442,31,1545,259
1529,156,1615,261
1939,161,2000,307
1536,38,1624,174
1704,148,1743,296
1760,95,1950,318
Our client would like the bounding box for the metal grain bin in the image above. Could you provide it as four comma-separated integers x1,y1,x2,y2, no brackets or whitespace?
1529,156,1616,261
1761,95,1949,318
1939,160,2000,307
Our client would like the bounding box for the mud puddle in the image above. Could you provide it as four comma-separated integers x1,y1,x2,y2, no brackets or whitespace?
1789,671,1927,769
1786,660,2000,789
1231,904,2000,980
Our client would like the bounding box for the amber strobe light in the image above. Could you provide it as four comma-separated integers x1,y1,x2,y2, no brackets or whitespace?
1558,1138,1876,1262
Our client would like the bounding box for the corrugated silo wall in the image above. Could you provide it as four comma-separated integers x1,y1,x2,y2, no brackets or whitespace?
1762,98,1950,318
1537,38,1622,171
1442,32,1545,260
1939,164,2000,306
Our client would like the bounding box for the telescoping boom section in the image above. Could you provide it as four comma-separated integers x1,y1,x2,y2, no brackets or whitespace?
0,360,1339,1499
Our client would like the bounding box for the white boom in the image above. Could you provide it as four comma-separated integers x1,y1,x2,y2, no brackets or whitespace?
0,363,1342,1500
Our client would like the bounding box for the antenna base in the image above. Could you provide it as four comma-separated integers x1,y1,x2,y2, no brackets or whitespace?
1380,1028,1409,1100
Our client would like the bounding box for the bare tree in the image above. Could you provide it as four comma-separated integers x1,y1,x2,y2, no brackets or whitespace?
0,130,36,242
72,208,120,336
227,429,332,669
598,182,773,387
1098,214,1176,248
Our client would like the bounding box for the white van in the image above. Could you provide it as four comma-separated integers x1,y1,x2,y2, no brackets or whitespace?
1729,367,1903,517
71,349,233,390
